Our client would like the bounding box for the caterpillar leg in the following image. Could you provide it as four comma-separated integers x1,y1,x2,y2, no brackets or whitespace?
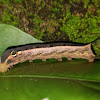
29,59,33,62
88,59,94,62
58,58,62,61
42,59,46,61
67,57,72,60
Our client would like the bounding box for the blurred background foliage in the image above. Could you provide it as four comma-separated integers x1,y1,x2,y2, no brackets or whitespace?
0,0,100,43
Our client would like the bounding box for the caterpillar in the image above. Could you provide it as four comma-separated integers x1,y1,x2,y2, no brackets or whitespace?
0,42,95,73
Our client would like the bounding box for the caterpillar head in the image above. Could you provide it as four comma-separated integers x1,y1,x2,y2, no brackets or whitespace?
0,49,22,73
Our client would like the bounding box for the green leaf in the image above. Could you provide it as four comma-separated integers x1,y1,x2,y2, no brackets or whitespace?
0,24,43,56
0,77,100,100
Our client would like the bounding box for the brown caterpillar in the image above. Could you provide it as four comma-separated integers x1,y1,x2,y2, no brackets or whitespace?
0,42,95,73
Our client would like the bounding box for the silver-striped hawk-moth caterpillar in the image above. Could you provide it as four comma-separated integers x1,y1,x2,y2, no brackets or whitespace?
0,42,95,73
